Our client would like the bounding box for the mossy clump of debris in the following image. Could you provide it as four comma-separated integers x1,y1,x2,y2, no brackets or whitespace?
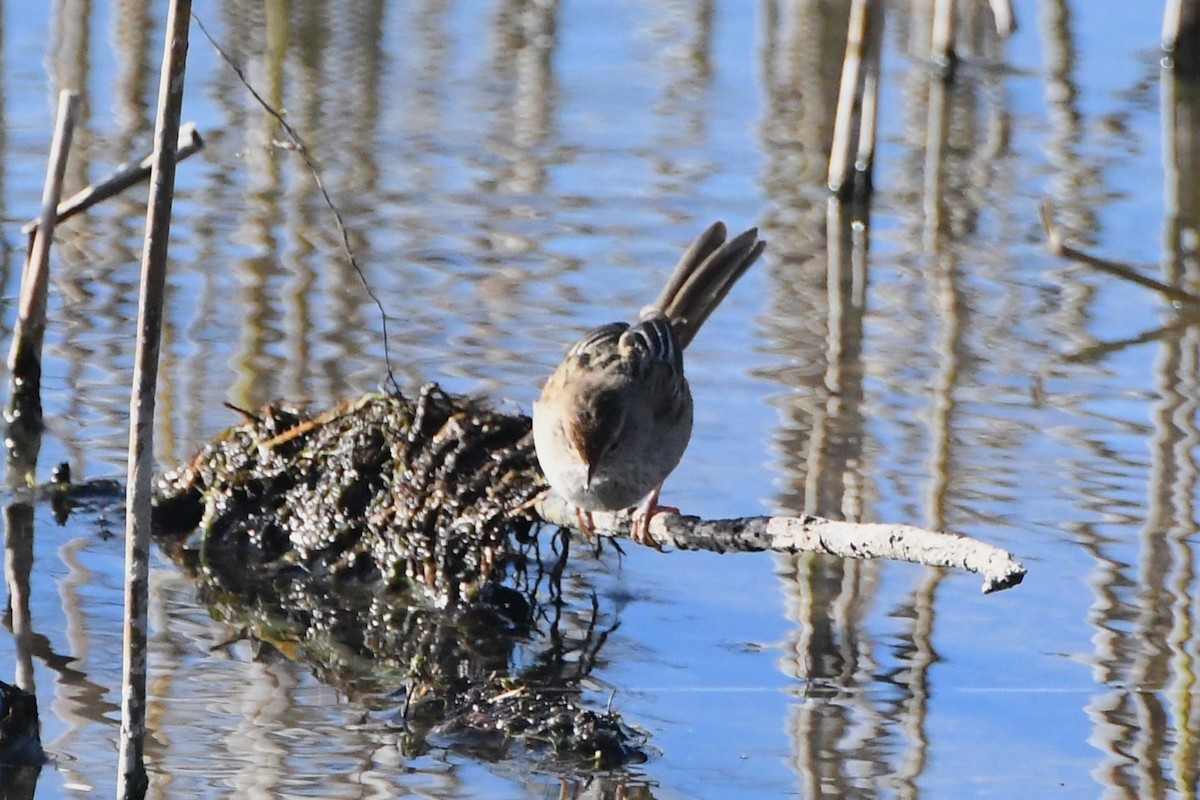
154,383,545,606
151,383,647,768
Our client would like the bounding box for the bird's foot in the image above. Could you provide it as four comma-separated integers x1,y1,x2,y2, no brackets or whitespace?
630,487,676,550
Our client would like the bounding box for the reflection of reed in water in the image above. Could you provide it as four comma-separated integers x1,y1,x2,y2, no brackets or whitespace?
759,2,884,793
1079,65,1200,800
1039,0,1104,247
758,0,1026,793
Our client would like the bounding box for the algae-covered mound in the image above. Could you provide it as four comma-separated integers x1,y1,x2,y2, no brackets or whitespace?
153,383,546,606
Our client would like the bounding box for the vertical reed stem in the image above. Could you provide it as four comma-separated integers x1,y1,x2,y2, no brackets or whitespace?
931,0,957,77
1164,0,1200,73
987,0,1016,36
4,91,79,484
117,0,191,796
853,6,884,200
828,0,871,197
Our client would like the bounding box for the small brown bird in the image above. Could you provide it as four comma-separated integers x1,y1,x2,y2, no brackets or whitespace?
532,222,766,546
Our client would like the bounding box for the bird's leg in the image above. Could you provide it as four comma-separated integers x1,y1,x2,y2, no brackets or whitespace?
574,506,596,537
629,485,677,550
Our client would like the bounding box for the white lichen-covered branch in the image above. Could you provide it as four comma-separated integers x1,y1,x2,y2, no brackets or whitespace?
535,494,1026,594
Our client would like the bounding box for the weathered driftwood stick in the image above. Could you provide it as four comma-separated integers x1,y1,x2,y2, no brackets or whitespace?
987,0,1016,37
828,0,871,196
119,0,191,796
21,122,203,239
1040,201,1200,306
535,495,1026,594
5,90,80,481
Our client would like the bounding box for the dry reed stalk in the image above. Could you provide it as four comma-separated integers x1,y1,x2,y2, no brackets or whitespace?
931,0,957,75
4,91,80,482
828,0,872,197
117,0,191,796
987,0,1016,36
1164,0,1200,71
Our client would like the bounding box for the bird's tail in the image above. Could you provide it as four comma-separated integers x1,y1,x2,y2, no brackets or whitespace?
649,221,766,350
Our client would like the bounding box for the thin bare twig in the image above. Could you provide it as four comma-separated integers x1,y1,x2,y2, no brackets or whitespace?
22,122,204,238
190,12,400,394
1040,201,1200,306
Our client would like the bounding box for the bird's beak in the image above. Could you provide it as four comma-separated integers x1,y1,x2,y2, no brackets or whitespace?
585,458,597,489
568,423,598,489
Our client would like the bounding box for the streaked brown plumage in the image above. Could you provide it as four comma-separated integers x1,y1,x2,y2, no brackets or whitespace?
532,222,765,546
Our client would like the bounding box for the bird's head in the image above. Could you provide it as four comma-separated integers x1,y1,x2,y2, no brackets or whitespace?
566,387,628,489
